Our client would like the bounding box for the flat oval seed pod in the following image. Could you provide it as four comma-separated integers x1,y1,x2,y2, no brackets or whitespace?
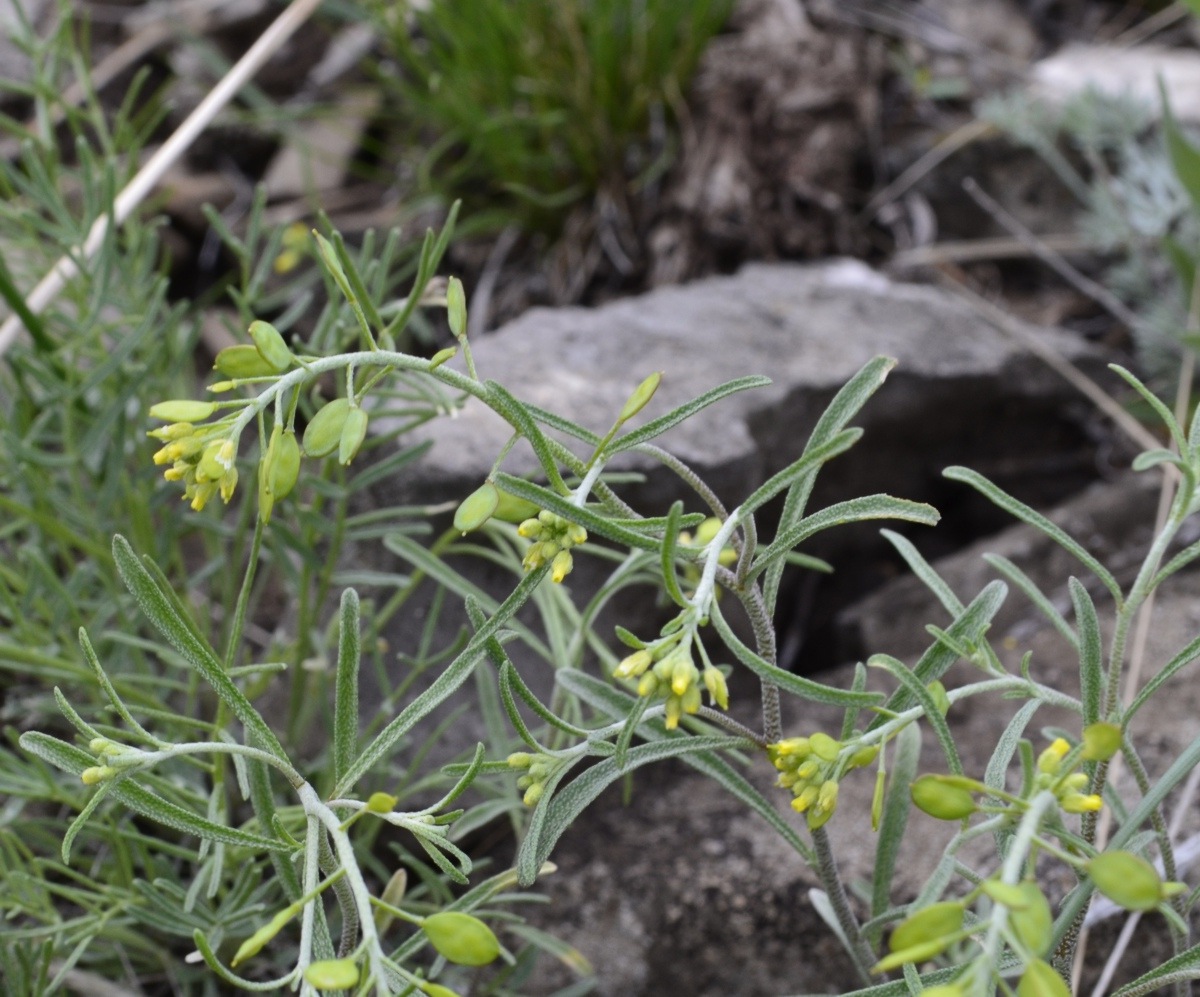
303,398,351,457
149,400,216,422
339,406,369,465
454,482,500,533
248,319,293,372
214,344,278,379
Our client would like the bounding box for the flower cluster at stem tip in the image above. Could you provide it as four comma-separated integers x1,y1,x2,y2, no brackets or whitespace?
613,630,729,729
507,751,560,806
148,403,239,512
518,510,587,583
768,733,878,830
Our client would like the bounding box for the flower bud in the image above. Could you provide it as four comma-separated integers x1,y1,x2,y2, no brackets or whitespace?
807,779,839,829
910,775,977,820
367,792,398,813
1017,959,1070,997
247,320,293,373
149,400,216,423
339,406,369,465
1087,851,1165,911
523,782,544,806
454,482,500,534
214,343,278,379
429,346,458,369
637,672,659,697
551,549,573,584
447,276,467,338
618,371,662,423
1060,792,1102,814
614,650,653,679
1037,738,1071,775
303,398,351,458
304,958,360,990
422,912,501,966
517,518,543,539
703,666,729,710
1081,722,1122,762
507,752,534,769
81,766,114,785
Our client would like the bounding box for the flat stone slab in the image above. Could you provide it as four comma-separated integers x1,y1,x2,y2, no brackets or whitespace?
387,259,1110,516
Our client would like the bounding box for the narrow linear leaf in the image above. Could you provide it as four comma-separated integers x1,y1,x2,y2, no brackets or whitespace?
111,536,286,762
485,380,569,495
1162,79,1200,211
764,355,897,613
334,565,551,795
659,501,690,609
1111,941,1200,997
501,661,593,738
944,467,1122,605
984,699,1041,858
881,528,963,617
739,429,862,519
869,654,962,775
751,496,939,580
871,722,921,925
1069,578,1102,726
18,734,290,852
710,602,884,707
867,580,1008,731
62,781,115,864
983,553,1078,651
1126,629,1200,722
523,736,752,880
333,588,361,786
608,375,772,453
517,761,579,886
1109,364,1185,454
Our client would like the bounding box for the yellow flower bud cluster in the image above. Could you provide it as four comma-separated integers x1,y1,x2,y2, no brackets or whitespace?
517,510,587,583
508,751,559,806
613,631,730,729
148,403,242,512
80,737,146,785
1035,737,1102,815
768,733,877,830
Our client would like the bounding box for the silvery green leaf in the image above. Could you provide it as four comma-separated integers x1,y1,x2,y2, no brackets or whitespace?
333,588,361,787
608,375,772,453
1070,578,1103,725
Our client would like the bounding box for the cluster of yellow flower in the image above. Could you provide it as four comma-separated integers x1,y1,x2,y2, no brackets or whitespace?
517,510,587,583
507,751,559,806
767,732,877,830
613,631,729,730
148,401,238,512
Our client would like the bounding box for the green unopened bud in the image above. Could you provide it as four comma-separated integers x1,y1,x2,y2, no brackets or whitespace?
618,371,662,423
523,782,544,806
1087,851,1166,911
615,650,653,680
303,397,351,457
248,320,293,372
507,753,534,769
1017,959,1070,997
454,482,500,534
551,549,573,583
1037,738,1071,774
339,406,369,465
304,958,360,990
517,517,543,539
849,745,879,769
422,912,501,966
809,732,841,762
927,679,951,716
214,343,278,379
429,346,458,368
890,901,964,954
367,792,398,813
910,775,977,820
420,984,462,997
149,400,216,423
81,766,114,785
637,672,659,697
703,666,729,710
1081,722,1122,762
807,779,839,829
565,522,587,546
447,276,467,338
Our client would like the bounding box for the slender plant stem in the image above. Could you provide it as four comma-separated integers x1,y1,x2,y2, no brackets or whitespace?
811,825,876,984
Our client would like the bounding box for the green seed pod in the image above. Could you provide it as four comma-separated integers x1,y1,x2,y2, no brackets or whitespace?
303,398,351,457
149,400,216,423
1081,721,1122,761
889,901,964,954
270,429,301,500
420,985,462,997
304,958,360,990
618,371,662,423
214,343,279,379
1087,851,1164,912
871,767,886,831
492,488,541,524
422,911,501,966
231,906,298,967
248,320,293,372
910,775,977,821
1008,881,1053,957
454,482,500,534
339,406,369,465
447,276,467,338
927,679,951,716
1017,959,1071,997
873,937,956,974
430,346,458,369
